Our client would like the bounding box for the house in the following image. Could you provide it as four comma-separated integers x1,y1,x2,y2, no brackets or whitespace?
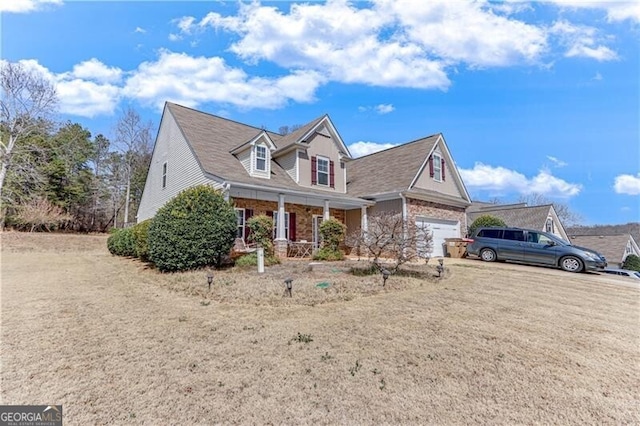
567,234,640,267
137,102,471,258
466,202,569,241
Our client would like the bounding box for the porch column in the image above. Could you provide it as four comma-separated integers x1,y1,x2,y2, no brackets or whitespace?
361,205,368,232
323,200,330,221
274,193,287,258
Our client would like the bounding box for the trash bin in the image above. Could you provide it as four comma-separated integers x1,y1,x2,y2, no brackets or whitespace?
444,238,469,258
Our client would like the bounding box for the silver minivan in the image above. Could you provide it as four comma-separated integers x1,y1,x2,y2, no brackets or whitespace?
467,227,607,273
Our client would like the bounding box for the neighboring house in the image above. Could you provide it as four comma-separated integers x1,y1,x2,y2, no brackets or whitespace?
466,202,569,241
137,102,471,258
567,234,640,267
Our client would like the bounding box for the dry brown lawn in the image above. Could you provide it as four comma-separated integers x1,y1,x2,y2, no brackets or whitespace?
1,232,638,425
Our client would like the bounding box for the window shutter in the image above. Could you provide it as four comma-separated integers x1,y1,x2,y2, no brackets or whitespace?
289,212,296,241
244,209,254,241
311,156,317,185
441,158,446,181
329,160,335,188
429,156,434,177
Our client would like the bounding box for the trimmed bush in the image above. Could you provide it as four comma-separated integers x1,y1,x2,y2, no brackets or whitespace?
622,254,640,271
148,185,237,272
247,214,275,257
132,219,152,261
468,215,507,237
313,218,345,261
107,227,136,257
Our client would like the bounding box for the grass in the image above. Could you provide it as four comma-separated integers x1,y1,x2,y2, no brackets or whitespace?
1,231,639,424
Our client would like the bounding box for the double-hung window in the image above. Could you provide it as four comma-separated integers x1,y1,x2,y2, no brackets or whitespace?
255,145,267,172
317,157,329,186
235,208,245,239
273,211,290,240
433,154,442,182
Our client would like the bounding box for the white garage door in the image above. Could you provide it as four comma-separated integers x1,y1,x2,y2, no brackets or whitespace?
416,217,460,258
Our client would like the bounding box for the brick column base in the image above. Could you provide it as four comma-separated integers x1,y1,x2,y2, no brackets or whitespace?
274,239,288,259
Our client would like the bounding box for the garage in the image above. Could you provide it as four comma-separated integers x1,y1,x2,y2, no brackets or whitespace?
416,217,461,257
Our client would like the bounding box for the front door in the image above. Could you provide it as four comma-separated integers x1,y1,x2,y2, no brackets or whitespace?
312,215,323,249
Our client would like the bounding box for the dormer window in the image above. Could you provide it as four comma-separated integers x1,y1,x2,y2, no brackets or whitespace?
429,153,445,182
255,145,267,171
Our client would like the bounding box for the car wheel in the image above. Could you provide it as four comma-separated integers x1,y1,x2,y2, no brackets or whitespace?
480,248,497,262
560,256,583,273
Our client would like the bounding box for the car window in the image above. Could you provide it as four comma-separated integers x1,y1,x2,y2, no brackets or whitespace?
478,229,502,238
634,272,640,279
503,230,525,241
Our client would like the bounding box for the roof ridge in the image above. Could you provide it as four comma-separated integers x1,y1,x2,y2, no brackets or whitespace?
351,133,441,161
167,101,278,135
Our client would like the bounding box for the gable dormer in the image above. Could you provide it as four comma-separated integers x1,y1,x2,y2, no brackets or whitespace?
273,115,351,193
231,131,276,179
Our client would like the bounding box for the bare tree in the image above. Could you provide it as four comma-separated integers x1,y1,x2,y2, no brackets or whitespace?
518,193,582,226
0,62,57,224
346,211,433,272
114,107,152,226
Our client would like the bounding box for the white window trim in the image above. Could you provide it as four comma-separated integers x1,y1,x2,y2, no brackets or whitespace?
433,153,442,182
255,145,267,172
316,156,330,187
162,161,168,189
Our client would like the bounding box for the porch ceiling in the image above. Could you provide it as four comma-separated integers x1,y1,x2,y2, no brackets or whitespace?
228,183,371,210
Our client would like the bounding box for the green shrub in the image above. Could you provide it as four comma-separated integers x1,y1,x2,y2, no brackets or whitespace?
622,254,640,271
132,219,152,261
468,215,507,237
313,218,345,261
313,246,344,261
234,252,280,267
148,185,237,272
107,227,136,257
247,214,275,257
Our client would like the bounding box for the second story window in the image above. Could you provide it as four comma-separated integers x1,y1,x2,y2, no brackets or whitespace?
255,145,267,171
433,154,442,182
317,157,329,186
545,218,554,233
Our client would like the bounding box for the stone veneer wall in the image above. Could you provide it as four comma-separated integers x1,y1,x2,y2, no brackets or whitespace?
232,197,346,243
406,198,466,235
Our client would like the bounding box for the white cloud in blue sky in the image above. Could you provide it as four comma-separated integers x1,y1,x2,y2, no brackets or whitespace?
349,141,398,157
614,174,640,195
460,163,582,198
0,0,61,13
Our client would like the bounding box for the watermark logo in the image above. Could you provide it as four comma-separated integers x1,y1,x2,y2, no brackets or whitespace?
0,405,62,426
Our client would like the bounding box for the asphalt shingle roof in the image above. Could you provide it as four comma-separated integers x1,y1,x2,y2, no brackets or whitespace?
347,135,440,197
568,234,632,264
467,204,553,230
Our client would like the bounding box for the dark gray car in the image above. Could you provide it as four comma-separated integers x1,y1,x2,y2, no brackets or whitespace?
467,227,607,273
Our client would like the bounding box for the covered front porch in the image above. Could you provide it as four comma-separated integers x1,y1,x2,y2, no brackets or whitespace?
226,182,371,258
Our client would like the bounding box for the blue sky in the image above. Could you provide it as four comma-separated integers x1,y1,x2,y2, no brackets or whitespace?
2,0,639,225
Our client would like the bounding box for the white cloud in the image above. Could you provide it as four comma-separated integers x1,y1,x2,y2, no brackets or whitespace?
348,141,398,157
168,33,182,42
547,1,640,23
460,163,582,198
69,58,123,84
614,173,640,195
134,27,146,34
592,72,603,81
550,20,617,61
375,104,394,114
123,50,324,110
547,155,568,167
0,0,61,13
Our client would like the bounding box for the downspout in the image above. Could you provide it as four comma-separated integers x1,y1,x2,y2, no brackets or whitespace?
399,192,408,223
222,182,231,202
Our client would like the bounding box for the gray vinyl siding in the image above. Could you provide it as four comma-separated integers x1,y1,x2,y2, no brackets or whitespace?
278,150,298,182
137,109,219,222
369,198,402,216
238,149,251,175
